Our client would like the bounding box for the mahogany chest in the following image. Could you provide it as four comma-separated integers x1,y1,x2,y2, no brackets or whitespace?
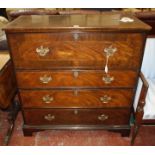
4,13,151,136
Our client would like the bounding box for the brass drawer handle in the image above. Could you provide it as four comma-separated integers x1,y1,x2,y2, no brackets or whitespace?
104,45,117,74
42,95,54,104
104,45,117,57
40,75,52,84
36,45,50,56
73,33,79,41
102,75,114,84
44,114,55,121
98,114,109,121
100,95,111,104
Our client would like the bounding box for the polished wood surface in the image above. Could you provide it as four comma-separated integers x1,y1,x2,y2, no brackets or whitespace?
4,14,151,32
16,70,137,88
4,14,150,136
7,32,144,69
23,108,130,125
131,72,149,145
0,61,17,109
20,89,134,108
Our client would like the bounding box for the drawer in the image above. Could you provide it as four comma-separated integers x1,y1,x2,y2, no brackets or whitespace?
23,108,130,125
20,89,134,108
16,70,137,88
8,32,144,69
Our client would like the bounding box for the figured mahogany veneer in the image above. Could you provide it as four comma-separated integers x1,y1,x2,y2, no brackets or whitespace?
23,108,130,125
0,61,17,109
16,70,137,88
20,89,134,108
7,33,144,69
4,14,151,136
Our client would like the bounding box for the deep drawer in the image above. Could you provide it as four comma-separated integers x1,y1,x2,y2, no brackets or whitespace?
20,89,134,108
8,32,144,69
16,70,138,88
23,108,130,125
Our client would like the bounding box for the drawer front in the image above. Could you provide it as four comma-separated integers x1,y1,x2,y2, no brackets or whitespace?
8,32,144,69
16,70,137,88
20,89,134,108
23,108,130,125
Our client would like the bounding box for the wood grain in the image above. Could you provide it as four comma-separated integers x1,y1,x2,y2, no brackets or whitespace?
16,70,138,88
4,14,151,32
0,61,17,109
20,89,134,108
3,14,150,136
23,108,130,125
7,32,144,69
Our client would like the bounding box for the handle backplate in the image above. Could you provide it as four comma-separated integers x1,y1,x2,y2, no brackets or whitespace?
102,75,114,84
104,45,117,57
100,95,111,103
42,95,54,104
98,114,109,121
36,45,50,56
40,75,52,84
44,114,55,121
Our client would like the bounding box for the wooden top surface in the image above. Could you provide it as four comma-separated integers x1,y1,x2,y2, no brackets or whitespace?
4,13,151,32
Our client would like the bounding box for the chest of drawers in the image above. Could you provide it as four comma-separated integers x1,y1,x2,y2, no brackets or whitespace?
4,13,151,136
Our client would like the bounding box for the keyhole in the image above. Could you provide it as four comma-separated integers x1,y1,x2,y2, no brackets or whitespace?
73,33,79,41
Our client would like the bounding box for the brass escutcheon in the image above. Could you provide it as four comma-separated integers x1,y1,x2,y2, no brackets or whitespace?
74,110,78,115
73,90,78,96
73,33,79,41
73,71,79,78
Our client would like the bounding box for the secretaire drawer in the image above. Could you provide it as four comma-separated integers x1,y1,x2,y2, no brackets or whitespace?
8,32,143,69
23,108,130,126
20,89,134,108
16,70,138,88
